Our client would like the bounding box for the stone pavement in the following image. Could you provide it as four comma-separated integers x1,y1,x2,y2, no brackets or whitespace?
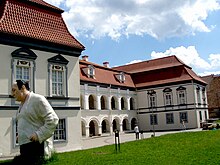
81,128,202,150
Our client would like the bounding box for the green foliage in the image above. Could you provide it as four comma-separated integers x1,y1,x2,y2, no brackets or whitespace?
1,130,220,165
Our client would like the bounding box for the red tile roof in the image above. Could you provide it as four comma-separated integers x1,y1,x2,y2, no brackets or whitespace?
81,55,207,88
80,60,135,88
0,0,84,50
112,55,190,73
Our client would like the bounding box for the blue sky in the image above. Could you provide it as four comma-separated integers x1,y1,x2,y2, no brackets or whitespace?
45,0,220,76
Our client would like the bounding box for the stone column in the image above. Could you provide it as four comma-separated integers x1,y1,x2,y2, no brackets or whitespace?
84,95,89,110
85,126,90,137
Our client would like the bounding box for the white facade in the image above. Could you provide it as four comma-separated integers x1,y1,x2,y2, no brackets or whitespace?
80,84,138,137
137,82,209,131
0,44,82,157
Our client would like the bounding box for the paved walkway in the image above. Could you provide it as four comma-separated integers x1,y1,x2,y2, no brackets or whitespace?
82,128,202,150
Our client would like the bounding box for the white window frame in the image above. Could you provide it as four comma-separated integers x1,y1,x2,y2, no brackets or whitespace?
178,90,186,105
11,48,37,93
54,118,67,142
149,94,156,108
48,64,67,97
164,92,172,106
196,86,201,106
12,59,35,92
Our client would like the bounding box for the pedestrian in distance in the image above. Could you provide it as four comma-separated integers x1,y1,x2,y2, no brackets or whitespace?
134,125,139,140
182,119,186,130
11,80,59,164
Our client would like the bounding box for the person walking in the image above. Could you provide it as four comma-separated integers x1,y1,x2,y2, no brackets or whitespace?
11,80,59,164
182,119,186,130
134,125,139,140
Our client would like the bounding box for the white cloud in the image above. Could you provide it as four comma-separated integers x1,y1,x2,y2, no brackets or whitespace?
44,0,220,40
150,46,220,75
44,0,64,6
126,60,143,65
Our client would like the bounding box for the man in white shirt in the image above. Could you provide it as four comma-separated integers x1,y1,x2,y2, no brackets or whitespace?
134,125,139,140
11,80,59,164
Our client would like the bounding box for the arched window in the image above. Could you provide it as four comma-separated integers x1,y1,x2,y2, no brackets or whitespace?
111,97,116,110
121,97,125,110
130,97,135,110
89,95,95,109
101,96,106,110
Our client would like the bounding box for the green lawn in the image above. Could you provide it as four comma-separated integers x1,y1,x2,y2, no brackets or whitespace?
1,130,220,165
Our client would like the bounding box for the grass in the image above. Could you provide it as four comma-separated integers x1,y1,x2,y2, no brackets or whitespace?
1,130,220,165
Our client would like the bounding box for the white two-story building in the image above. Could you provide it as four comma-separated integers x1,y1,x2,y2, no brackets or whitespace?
80,55,209,137
0,0,84,157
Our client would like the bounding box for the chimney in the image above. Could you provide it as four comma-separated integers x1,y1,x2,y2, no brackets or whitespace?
103,62,109,67
82,55,88,61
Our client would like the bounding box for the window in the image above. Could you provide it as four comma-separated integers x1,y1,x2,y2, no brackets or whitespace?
115,72,125,83
163,88,172,106
48,55,68,97
150,114,158,125
196,86,201,106
16,61,30,81
202,87,206,105
52,65,64,96
130,97,135,110
89,65,95,78
199,111,202,121
121,97,126,110
166,113,174,124
149,95,156,107
205,111,208,120
180,112,188,123
82,65,95,78
148,90,156,108
111,97,116,110
176,86,186,105
54,118,66,141
165,93,172,106
11,48,37,91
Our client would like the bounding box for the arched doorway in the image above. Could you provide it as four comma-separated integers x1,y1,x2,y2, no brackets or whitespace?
131,118,137,130
112,119,120,132
122,118,129,131
89,121,95,136
102,120,107,133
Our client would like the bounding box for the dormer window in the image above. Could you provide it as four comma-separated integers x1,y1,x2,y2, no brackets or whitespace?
115,72,125,83
88,65,95,78
82,65,95,78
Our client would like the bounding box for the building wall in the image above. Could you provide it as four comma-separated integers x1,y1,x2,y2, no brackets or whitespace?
0,44,81,157
137,82,208,131
80,83,137,137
